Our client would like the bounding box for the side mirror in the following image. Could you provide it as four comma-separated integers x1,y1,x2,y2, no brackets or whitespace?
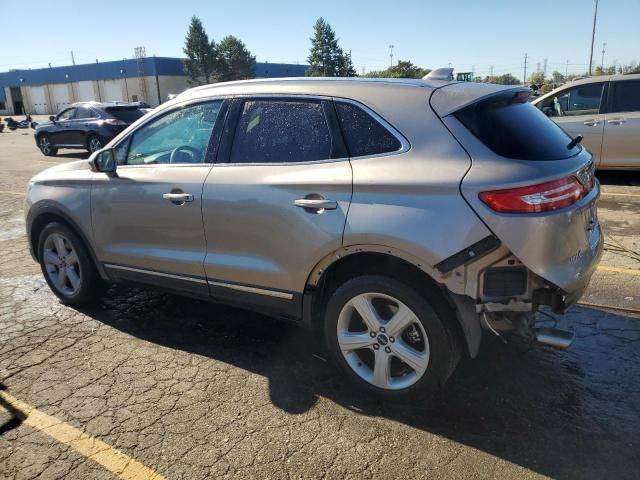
49,115,56,122
89,148,117,173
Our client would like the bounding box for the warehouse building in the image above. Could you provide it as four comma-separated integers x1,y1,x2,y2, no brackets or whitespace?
0,57,308,115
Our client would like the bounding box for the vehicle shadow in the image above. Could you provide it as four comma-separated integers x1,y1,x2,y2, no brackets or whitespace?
82,285,640,479
596,170,640,186
56,152,90,160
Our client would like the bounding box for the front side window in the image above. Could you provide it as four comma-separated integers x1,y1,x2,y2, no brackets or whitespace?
230,100,332,164
543,83,604,117
125,101,223,165
335,102,401,157
611,80,640,113
57,108,76,121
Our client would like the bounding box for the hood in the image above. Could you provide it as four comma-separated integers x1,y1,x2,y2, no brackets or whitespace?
31,159,91,182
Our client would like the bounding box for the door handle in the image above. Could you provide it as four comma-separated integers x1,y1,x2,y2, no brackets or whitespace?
583,120,599,127
294,198,338,210
163,192,194,204
607,118,625,125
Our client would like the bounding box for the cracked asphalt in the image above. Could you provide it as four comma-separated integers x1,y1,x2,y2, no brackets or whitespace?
1,124,640,479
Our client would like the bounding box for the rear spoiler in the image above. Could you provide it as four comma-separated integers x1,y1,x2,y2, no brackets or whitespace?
430,83,531,117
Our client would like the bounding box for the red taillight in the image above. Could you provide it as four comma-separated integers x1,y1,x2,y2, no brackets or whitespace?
480,176,593,213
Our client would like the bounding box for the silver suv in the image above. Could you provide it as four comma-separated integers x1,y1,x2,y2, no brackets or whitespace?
533,73,640,170
25,77,602,399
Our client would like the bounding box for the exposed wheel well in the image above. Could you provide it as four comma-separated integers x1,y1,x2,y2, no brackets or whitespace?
307,252,466,358
29,211,107,281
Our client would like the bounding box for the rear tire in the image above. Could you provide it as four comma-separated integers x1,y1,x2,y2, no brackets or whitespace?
86,134,102,154
38,222,104,306
38,134,57,156
324,275,459,400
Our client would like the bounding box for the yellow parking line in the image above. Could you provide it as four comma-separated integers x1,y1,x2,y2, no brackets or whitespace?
0,391,165,480
600,192,640,198
597,265,640,276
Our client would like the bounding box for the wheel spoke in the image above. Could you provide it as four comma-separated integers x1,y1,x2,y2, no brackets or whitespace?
55,269,68,290
372,351,391,388
385,304,417,337
391,340,429,375
66,268,80,290
350,294,382,332
44,250,60,266
338,331,375,351
53,236,67,256
65,250,78,266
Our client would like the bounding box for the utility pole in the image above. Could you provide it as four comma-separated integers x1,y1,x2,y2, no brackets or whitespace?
565,60,569,78
600,42,607,70
543,58,548,80
588,0,599,76
389,45,394,68
523,53,528,85
70,50,76,66
489,65,494,81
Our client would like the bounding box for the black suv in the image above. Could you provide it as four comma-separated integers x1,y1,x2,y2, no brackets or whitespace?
34,102,149,156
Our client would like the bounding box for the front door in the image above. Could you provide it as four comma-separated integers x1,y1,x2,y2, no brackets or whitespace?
543,82,606,166
202,98,352,315
91,100,227,295
601,79,640,169
50,107,77,146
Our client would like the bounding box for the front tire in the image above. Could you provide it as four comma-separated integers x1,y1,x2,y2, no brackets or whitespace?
38,222,104,306
324,275,459,400
38,134,57,156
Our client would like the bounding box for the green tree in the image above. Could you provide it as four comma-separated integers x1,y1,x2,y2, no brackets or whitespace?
551,70,565,86
217,35,256,81
529,71,545,85
484,73,521,85
365,60,430,79
183,16,218,85
307,18,355,76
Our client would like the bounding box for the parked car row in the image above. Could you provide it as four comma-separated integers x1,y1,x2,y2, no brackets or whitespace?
533,73,640,170
33,101,149,156
26,76,602,399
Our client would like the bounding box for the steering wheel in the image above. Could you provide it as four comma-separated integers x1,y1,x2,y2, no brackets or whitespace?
169,145,201,164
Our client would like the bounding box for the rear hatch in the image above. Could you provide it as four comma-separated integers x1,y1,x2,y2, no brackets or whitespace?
431,83,602,300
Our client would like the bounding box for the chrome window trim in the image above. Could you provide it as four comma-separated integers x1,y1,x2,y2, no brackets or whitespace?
104,264,208,284
209,281,293,300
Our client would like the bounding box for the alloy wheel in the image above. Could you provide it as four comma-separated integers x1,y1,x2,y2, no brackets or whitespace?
89,137,102,153
336,292,430,390
43,233,82,297
40,137,52,155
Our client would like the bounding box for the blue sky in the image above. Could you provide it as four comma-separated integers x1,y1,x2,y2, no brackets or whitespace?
3,0,639,79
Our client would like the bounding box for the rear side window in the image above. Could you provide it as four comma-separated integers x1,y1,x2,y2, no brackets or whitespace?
611,80,640,113
335,102,401,157
455,95,580,160
106,107,146,124
230,100,332,164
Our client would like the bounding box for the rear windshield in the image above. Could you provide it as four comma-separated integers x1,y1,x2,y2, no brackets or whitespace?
105,107,146,124
455,96,580,160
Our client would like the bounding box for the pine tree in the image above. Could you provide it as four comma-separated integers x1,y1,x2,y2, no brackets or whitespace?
183,16,218,85
307,18,354,77
217,35,256,81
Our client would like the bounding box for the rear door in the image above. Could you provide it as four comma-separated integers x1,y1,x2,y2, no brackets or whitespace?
600,79,640,168
540,82,606,166
202,97,352,316
92,100,228,294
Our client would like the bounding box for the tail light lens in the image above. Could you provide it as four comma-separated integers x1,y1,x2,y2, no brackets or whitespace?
479,176,594,213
